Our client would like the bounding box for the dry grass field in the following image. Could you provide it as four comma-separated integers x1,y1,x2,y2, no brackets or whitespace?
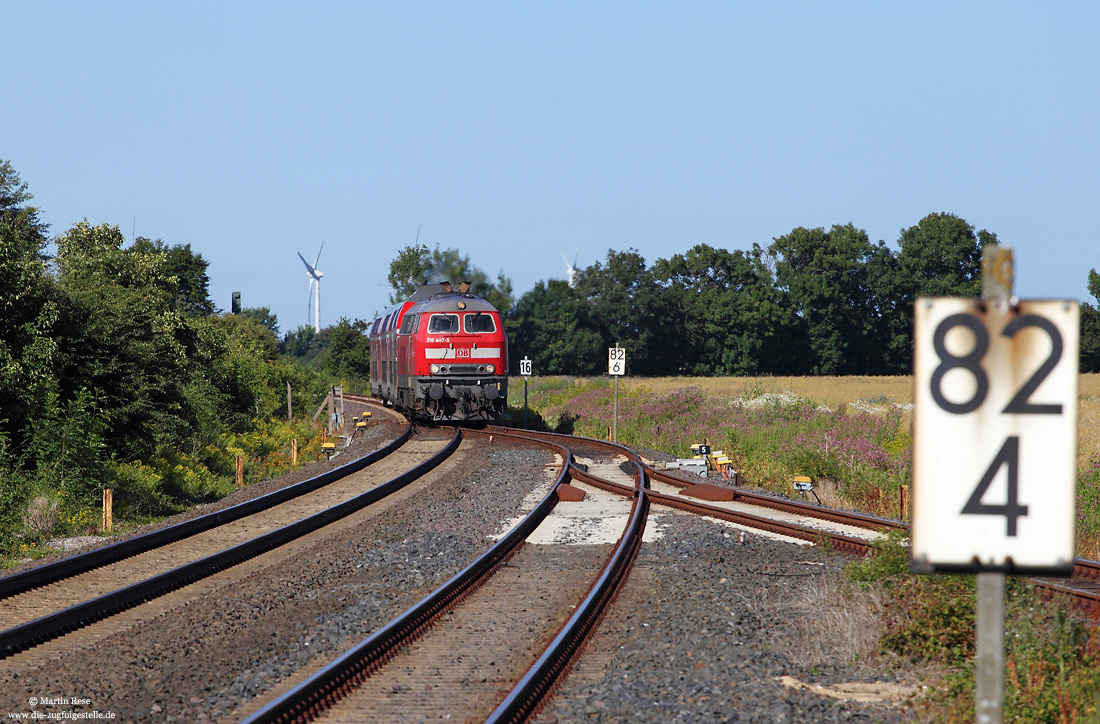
624,373,1100,470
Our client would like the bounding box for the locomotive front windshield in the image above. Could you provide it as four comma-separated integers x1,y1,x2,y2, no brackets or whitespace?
464,313,496,333
427,314,459,334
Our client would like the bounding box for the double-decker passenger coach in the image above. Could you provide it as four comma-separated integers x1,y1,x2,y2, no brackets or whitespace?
369,281,509,421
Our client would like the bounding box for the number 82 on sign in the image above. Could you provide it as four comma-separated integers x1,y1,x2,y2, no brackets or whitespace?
608,346,626,376
911,297,1078,575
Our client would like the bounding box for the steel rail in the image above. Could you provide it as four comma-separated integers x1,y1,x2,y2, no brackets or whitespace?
646,465,903,534
496,426,878,554
239,427,575,724
483,429,651,724
0,418,411,600
485,487,649,724
0,427,456,659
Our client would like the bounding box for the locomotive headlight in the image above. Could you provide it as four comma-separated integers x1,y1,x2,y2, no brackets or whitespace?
430,364,441,374
485,364,495,374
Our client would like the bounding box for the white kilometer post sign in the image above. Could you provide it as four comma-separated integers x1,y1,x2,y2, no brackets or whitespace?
608,345,626,376
912,297,1079,574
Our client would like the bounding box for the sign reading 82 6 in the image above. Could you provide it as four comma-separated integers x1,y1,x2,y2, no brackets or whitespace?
608,346,626,376
912,298,1079,574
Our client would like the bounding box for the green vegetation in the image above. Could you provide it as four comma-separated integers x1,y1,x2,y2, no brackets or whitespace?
849,535,1100,723
0,161,349,564
501,218,1100,377
514,379,911,515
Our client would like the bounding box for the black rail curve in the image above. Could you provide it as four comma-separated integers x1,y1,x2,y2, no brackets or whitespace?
485,469,650,723
239,427,576,724
0,427,455,659
0,417,412,600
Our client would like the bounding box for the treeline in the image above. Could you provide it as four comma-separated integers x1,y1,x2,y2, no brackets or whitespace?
0,162,344,551
506,217,1100,376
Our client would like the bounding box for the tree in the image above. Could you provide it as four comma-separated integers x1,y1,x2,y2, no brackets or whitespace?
0,160,56,453
652,244,799,375
1082,268,1100,374
52,221,198,462
241,306,280,338
387,244,514,314
509,279,603,375
131,237,215,317
320,318,372,385
387,244,430,303
574,249,679,376
0,159,48,243
764,224,895,375
281,325,317,362
896,212,991,298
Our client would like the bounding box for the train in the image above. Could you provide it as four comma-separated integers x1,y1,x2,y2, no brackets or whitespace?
369,281,509,422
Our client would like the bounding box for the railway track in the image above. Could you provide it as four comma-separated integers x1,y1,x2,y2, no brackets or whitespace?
236,415,943,723
0,404,460,660
237,424,648,723
4,392,1094,722
491,424,1100,620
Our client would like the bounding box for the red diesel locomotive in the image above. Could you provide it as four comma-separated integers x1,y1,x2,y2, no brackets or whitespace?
369,281,509,421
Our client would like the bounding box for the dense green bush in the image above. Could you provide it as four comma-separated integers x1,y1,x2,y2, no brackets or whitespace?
0,161,342,560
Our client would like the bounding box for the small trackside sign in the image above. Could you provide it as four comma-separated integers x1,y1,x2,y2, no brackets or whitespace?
608,345,626,376
911,297,1079,574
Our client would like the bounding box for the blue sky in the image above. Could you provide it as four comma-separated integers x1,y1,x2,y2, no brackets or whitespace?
6,2,1098,336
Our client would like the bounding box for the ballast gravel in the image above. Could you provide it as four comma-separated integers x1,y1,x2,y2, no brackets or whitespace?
534,513,914,724
1,428,922,723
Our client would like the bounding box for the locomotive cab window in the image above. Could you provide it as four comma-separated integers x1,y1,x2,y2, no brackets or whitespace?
399,313,419,335
427,314,459,334
464,312,496,334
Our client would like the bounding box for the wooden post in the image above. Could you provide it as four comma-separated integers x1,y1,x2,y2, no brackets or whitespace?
101,489,113,533
236,455,244,487
291,438,298,466
900,485,909,520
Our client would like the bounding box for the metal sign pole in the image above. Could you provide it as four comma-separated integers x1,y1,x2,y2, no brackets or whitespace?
519,356,532,430
613,373,618,443
976,245,1012,724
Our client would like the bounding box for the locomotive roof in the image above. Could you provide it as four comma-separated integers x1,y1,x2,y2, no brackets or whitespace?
412,293,498,314
405,282,498,313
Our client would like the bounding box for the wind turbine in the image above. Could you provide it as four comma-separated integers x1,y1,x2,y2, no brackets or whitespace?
297,243,325,333
561,246,580,288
